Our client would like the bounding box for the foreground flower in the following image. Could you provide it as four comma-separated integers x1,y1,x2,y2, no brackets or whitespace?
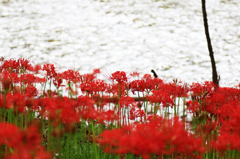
97,117,204,159
0,122,51,159
211,132,240,156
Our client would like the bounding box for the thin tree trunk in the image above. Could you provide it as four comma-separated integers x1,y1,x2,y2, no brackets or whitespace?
201,0,219,87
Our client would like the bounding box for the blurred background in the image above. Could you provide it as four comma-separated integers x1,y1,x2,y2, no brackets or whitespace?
0,0,240,86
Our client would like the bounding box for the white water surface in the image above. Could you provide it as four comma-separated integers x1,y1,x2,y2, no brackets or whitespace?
0,0,240,86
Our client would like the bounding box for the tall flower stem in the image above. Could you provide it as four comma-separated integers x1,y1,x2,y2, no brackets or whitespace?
91,121,99,159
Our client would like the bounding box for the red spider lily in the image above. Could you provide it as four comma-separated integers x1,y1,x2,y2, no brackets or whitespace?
186,100,200,115
147,114,163,123
197,120,217,138
38,97,80,126
211,132,240,156
218,101,240,134
19,74,45,86
105,82,127,97
160,83,189,98
148,90,174,107
215,87,240,102
61,69,80,84
31,64,42,74
24,85,38,98
80,73,97,83
1,92,27,113
203,87,240,117
130,79,146,94
97,110,118,123
1,59,19,73
93,68,101,75
43,63,57,79
90,94,108,108
185,87,224,118
61,108,80,125
203,93,225,116
76,96,118,124
97,117,204,159
53,73,64,89
1,58,34,74
17,58,33,72
1,78,14,92
39,96,118,126
190,81,215,97
25,98,40,111
42,90,58,98
0,122,51,159
110,71,127,83
119,96,136,109
80,79,107,95
76,95,95,108
1,70,19,85
216,100,239,123
0,71,43,92
129,107,145,122
81,109,118,124
105,83,116,95
145,78,164,92
142,73,152,81
0,122,21,148
4,58,240,158
130,71,140,78
79,68,100,83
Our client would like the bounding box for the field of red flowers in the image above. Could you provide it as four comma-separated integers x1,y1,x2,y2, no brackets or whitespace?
0,57,239,159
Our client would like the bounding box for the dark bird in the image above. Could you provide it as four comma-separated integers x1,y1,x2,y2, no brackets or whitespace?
151,69,158,78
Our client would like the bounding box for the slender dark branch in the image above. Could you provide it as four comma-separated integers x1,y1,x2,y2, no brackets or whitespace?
201,0,219,87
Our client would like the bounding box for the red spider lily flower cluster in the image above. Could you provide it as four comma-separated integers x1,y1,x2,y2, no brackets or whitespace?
1,58,33,73
43,63,57,79
1,58,240,158
80,79,107,95
61,69,81,84
148,90,174,108
0,122,51,159
130,79,146,94
119,96,136,109
37,96,118,127
110,71,128,83
97,117,204,159
185,84,240,156
212,132,240,156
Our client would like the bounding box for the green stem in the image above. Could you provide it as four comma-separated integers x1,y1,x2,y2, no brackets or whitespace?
47,120,52,152
183,97,186,118
177,97,180,115
91,121,99,159
43,76,48,97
